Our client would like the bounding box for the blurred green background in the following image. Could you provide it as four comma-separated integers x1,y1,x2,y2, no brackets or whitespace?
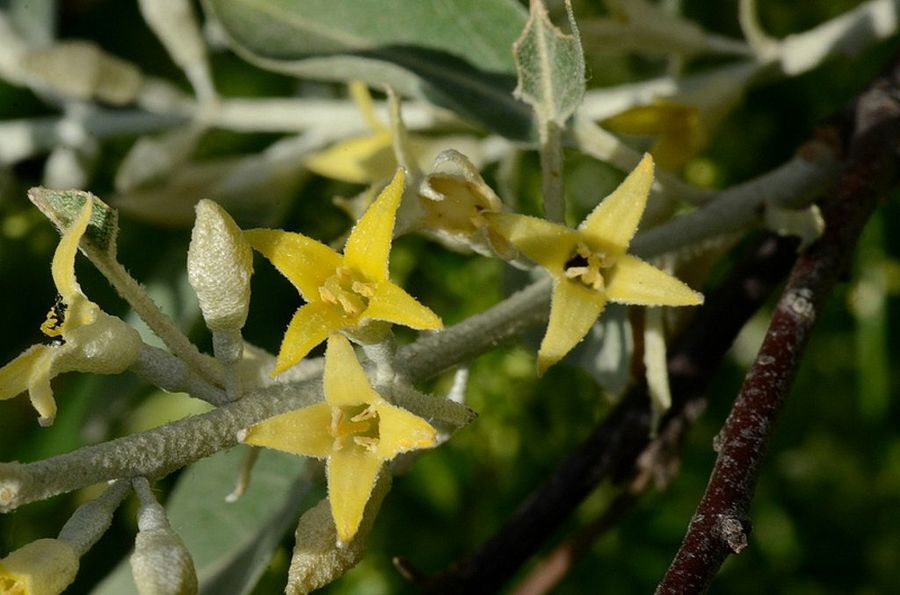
1,1,899,593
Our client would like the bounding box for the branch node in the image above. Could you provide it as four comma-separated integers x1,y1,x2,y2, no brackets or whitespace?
717,515,750,554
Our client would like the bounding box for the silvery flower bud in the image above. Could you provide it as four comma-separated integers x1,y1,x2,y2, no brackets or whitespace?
187,199,253,333
130,478,198,595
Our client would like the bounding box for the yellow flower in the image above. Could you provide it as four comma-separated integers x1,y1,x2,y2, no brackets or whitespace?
243,334,437,543
485,154,703,375
603,101,702,170
0,197,142,426
244,168,442,375
0,538,79,595
418,149,513,259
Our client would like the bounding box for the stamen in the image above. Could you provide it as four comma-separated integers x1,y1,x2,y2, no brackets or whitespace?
350,406,377,423
564,243,614,292
319,285,339,305
320,268,374,316
337,294,363,317
353,436,379,452
565,266,588,279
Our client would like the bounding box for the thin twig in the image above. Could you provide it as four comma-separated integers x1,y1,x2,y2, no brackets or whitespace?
656,54,900,595
511,490,639,595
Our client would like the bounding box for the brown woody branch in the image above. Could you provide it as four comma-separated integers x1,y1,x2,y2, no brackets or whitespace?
655,56,900,594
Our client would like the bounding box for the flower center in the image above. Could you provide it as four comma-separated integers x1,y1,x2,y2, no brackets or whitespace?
331,404,381,452
39,295,68,345
421,177,493,235
318,267,377,317
0,576,25,595
564,243,616,291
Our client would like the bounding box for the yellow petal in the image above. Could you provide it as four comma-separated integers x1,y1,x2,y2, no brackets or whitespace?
0,538,79,595
538,279,608,376
580,154,653,253
0,344,48,401
324,335,379,407
349,80,387,133
304,131,396,184
51,195,93,302
28,347,58,427
244,228,342,302
274,302,346,375
373,401,437,460
243,403,334,458
343,168,404,282
362,281,443,330
0,345,59,426
326,447,383,544
484,212,580,276
605,254,704,306
0,344,59,426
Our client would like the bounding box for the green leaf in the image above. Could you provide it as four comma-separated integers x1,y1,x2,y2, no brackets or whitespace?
202,0,534,140
512,0,585,126
93,448,312,595
27,187,119,257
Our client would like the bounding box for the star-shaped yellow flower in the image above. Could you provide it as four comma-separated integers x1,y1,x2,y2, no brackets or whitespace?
242,334,437,543
0,197,141,425
244,168,442,375
485,154,703,375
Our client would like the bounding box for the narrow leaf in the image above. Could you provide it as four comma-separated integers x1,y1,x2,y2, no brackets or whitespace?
28,187,119,257
512,0,585,126
643,306,671,431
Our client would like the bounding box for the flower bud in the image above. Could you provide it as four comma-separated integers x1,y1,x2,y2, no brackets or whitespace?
286,473,391,594
0,538,79,595
418,149,513,259
187,200,253,333
130,529,198,595
130,478,198,595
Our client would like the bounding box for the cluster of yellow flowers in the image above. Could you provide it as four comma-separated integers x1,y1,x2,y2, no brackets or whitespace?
0,120,701,590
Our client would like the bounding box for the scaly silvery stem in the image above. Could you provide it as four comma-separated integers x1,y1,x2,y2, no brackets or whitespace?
212,330,244,400
362,334,398,387
132,345,228,407
630,140,838,258
0,379,323,512
0,110,186,165
0,144,841,512
540,120,566,223
91,254,225,388
57,479,131,556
